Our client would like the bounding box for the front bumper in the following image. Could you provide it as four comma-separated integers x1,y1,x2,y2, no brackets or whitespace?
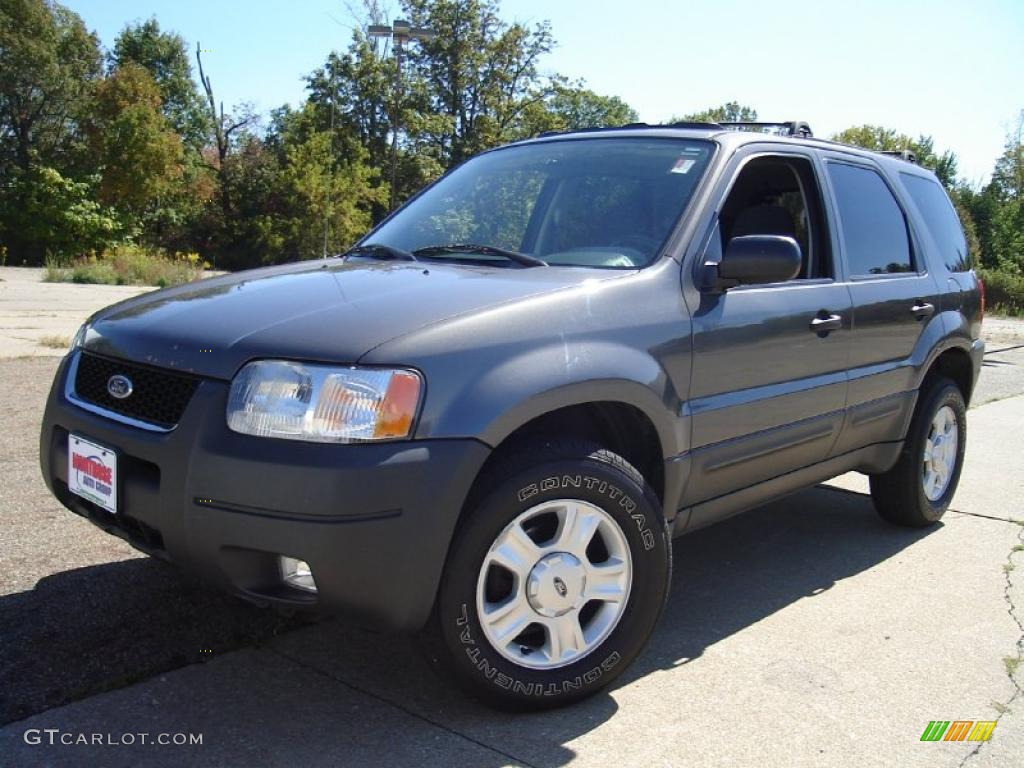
40,352,490,630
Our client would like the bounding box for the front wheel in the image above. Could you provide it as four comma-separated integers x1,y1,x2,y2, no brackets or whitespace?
869,376,967,527
428,440,671,709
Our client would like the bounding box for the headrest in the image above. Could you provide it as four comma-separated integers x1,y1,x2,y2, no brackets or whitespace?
731,205,795,238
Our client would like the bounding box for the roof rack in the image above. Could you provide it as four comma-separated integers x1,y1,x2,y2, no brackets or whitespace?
666,120,724,130
877,149,918,164
718,121,813,138
534,123,653,138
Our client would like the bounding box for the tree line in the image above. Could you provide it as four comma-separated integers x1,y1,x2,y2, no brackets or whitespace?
1,0,1021,278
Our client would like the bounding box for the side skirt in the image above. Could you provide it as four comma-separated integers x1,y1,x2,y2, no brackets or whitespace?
672,441,903,536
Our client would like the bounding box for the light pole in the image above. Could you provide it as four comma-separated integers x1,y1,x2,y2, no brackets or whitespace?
368,20,435,210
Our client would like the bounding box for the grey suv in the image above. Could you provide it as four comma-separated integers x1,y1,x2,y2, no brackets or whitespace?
40,121,984,709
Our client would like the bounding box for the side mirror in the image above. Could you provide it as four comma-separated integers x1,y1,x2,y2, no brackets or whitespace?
717,235,802,287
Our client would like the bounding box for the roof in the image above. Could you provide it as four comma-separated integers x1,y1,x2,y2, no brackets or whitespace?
515,122,933,178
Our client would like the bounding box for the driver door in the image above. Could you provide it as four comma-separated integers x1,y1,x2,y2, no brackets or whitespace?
683,149,851,518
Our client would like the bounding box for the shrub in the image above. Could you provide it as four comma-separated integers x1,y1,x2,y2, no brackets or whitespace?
978,268,1024,317
42,246,209,287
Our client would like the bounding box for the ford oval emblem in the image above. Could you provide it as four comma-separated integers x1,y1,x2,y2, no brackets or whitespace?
107,374,133,400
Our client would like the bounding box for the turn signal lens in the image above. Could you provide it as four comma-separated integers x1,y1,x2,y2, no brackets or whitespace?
374,371,422,439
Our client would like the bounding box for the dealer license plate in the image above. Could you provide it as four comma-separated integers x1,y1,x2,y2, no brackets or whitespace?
68,434,118,514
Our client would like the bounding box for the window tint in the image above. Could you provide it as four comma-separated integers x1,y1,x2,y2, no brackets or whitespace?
827,163,913,275
901,173,970,271
719,156,831,279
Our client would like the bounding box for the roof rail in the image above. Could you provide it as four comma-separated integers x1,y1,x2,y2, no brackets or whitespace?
878,149,918,164
535,122,653,138
666,120,724,130
719,121,813,138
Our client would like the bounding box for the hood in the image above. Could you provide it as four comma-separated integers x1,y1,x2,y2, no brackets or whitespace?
82,259,625,380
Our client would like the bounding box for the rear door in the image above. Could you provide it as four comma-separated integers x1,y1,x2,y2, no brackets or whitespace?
684,147,851,511
821,157,944,455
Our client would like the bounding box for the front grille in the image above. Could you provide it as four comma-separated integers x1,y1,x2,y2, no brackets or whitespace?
73,352,199,428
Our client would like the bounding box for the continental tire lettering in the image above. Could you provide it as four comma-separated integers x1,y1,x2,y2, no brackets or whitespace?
482,650,625,696
512,680,537,696
514,477,656,551
457,603,475,645
517,483,539,502
465,647,499,680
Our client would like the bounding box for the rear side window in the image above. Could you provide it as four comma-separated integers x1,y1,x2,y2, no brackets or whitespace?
901,173,970,271
827,163,914,275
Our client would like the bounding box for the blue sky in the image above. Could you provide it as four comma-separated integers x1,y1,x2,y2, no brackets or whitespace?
67,0,1023,183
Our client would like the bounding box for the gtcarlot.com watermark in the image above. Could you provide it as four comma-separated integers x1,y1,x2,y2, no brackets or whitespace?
24,729,202,747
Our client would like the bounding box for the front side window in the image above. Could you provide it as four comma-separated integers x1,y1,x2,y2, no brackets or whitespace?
827,162,914,275
718,154,831,280
901,173,970,271
368,138,714,269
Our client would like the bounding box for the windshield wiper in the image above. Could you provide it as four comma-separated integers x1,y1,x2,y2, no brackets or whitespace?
344,243,417,262
412,243,548,267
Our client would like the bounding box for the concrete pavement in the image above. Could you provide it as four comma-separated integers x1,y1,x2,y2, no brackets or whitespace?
0,268,150,358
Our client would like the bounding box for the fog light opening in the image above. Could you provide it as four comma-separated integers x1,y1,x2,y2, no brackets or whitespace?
279,556,317,593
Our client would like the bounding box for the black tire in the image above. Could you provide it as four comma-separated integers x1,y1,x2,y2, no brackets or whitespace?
425,439,671,710
869,376,967,527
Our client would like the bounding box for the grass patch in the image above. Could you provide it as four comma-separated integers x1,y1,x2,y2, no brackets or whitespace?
37,335,71,349
44,246,210,288
1005,656,1022,677
978,268,1024,317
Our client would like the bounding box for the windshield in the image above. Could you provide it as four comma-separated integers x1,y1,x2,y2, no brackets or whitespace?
365,137,714,269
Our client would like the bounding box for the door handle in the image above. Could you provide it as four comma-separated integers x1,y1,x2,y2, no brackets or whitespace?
810,312,843,334
911,301,935,320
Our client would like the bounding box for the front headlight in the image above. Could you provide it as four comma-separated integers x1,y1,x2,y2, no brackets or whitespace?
70,322,88,352
226,360,422,443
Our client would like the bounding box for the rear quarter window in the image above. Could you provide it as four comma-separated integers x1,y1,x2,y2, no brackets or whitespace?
900,173,970,272
827,162,914,276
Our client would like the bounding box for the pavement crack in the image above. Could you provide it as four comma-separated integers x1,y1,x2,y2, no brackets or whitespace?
961,522,1024,766
948,509,1023,525
264,646,539,768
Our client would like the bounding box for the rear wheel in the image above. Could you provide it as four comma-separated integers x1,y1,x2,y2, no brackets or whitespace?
869,377,966,527
427,440,671,709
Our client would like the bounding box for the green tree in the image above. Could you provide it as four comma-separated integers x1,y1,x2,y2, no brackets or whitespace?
830,125,959,188
677,102,758,123
275,117,385,259
304,32,401,219
517,82,637,136
84,63,185,215
984,116,1024,272
403,0,556,165
212,106,385,268
109,18,210,151
0,0,103,262
0,165,121,260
